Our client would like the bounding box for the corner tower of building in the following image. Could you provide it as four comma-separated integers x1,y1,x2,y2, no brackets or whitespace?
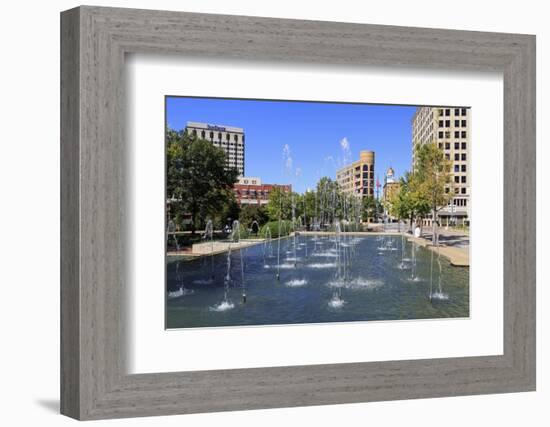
336,150,375,198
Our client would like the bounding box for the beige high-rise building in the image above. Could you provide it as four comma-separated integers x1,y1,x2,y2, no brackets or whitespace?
412,106,471,225
336,150,375,198
186,121,245,175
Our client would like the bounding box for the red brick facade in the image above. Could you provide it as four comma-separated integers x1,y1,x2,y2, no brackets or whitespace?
233,183,291,205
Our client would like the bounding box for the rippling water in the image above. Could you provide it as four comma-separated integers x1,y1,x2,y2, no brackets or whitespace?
166,235,469,329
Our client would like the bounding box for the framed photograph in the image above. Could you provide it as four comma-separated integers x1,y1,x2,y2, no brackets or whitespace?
61,6,536,420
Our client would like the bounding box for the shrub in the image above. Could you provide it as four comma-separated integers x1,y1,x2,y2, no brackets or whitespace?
259,220,293,238
228,223,250,240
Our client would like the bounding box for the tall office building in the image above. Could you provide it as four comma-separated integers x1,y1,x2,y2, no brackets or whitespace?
412,106,471,225
336,150,375,198
185,121,245,175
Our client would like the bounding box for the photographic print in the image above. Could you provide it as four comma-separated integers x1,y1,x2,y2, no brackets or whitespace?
165,97,470,329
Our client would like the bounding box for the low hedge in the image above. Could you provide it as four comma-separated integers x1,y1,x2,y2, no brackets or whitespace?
259,220,294,239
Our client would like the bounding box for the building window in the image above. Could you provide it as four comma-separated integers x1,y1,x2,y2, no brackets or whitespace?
461,108,467,116
445,131,451,138
454,120,459,127
445,153,450,160
445,187,449,193
461,153,467,161
454,131,460,138
438,131,444,138
209,131,214,139
438,108,444,115
438,143,443,149
461,188,467,194
455,188,459,194
363,164,369,171
461,165,466,172
445,142,450,150
445,109,450,116
454,142,460,150
226,133,230,141
454,108,460,115
454,165,460,172
461,131,467,138
439,120,444,127
461,142,467,150
461,176,467,183
445,120,450,127
454,153,460,161
462,120,467,127
192,129,197,137
454,176,460,183
201,130,205,139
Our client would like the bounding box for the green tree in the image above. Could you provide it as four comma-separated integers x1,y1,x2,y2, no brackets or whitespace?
386,172,419,230
239,204,269,232
166,129,239,235
315,177,341,226
404,171,431,230
362,196,377,222
266,187,292,221
216,197,240,230
414,143,452,242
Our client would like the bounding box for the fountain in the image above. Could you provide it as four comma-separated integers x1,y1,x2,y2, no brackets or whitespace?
410,239,418,281
167,219,180,252
204,219,214,280
168,261,193,299
291,195,297,268
329,219,346,308
429,245,434,301
250,220,261,237
398,230,409,270
166,140,467,329
210,246,234,310
276,214,282,280
429,227,447,301
263,226,272,267
210,219,247,310
302,199,308,259
231,220,247,303
167,230,469,329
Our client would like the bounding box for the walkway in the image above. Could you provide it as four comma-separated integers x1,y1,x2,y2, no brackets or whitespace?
408,228,470,267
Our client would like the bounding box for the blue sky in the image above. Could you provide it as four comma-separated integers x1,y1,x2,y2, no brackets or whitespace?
166,96,418,194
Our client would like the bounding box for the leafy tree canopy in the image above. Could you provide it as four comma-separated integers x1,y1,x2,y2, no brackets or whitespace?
166,129,239,234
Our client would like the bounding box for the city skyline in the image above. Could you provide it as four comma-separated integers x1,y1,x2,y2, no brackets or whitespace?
166,96,417,193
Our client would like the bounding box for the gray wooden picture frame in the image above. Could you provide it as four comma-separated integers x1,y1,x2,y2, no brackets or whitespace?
60,5,536,420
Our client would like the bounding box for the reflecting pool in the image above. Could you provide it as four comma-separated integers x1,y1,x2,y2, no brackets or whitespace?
166,235,469,329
